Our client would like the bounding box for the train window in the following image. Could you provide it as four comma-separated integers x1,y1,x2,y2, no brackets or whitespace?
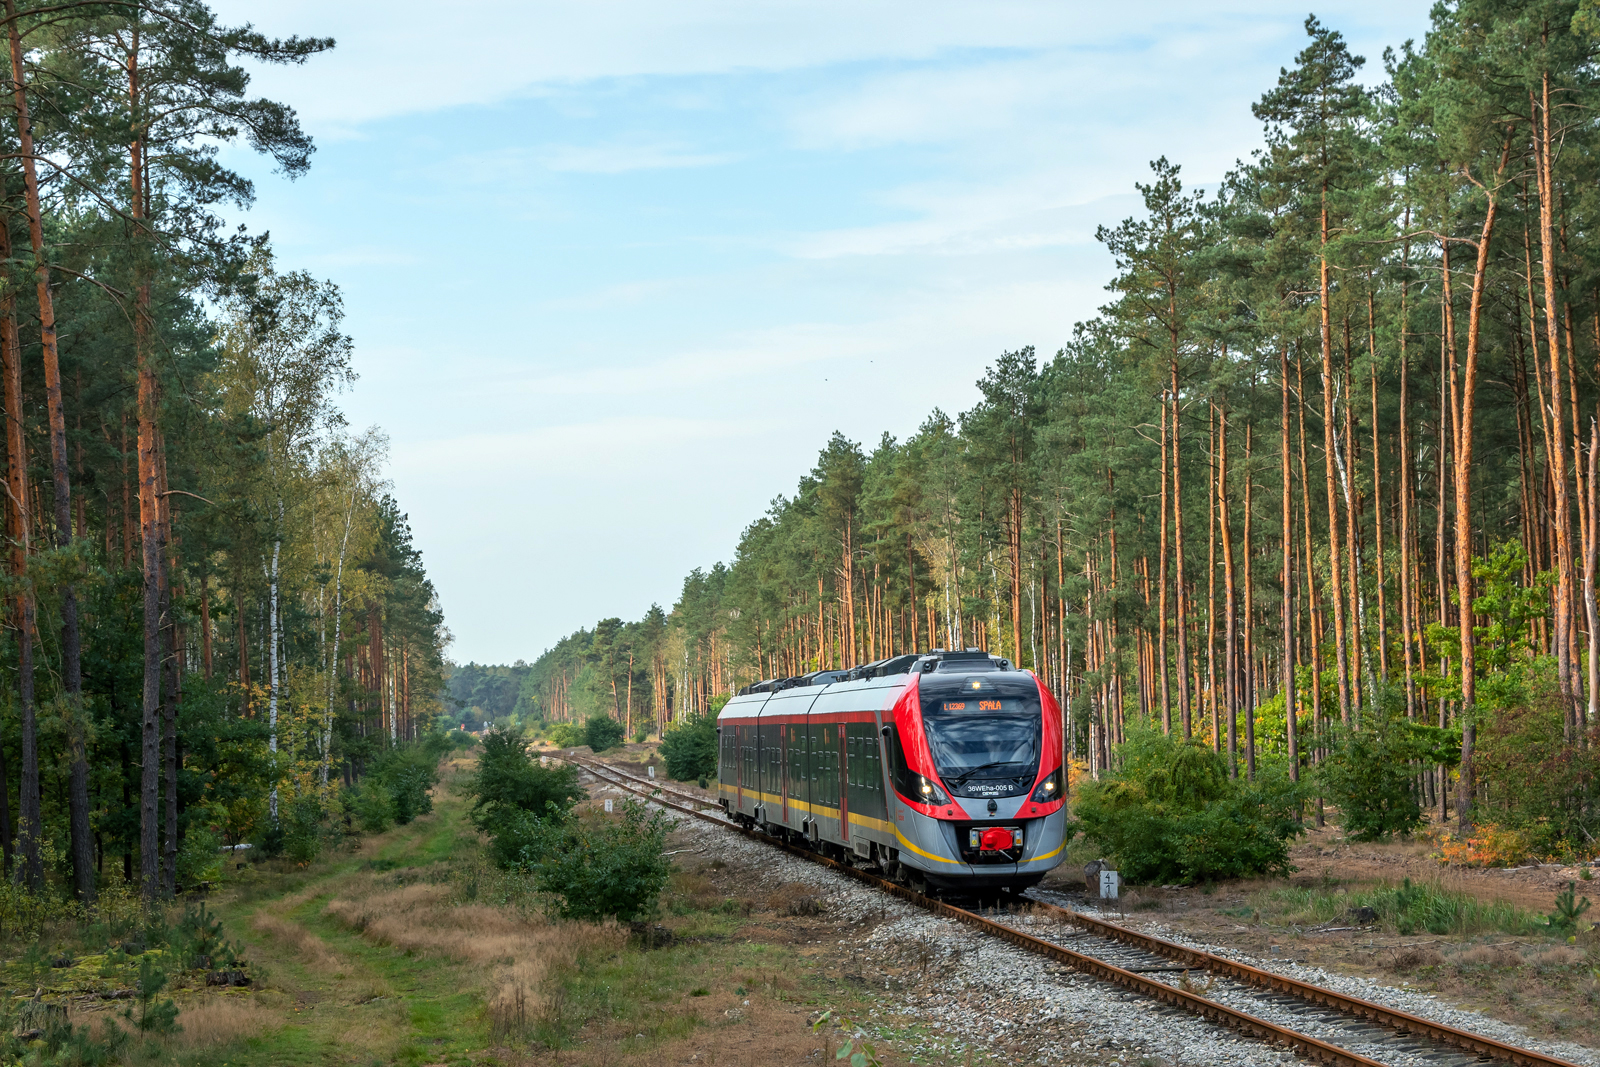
885,726,924,800
918,676,1042,791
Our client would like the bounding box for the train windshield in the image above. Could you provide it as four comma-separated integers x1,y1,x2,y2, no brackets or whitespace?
919,677,1041,797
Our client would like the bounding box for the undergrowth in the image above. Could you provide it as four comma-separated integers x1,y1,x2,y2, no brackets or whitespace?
1256,878,1540,936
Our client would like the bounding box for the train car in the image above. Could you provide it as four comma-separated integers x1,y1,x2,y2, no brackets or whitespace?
717,649,1066,896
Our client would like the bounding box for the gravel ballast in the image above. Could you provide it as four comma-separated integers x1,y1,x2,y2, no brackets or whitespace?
586,771,1598,1066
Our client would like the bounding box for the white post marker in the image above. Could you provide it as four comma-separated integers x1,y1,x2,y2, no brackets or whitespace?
648,766,656,779
1099,868,1120,901
604,798,614,813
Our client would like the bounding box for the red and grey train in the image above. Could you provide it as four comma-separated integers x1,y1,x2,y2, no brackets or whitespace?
716,649,1067,895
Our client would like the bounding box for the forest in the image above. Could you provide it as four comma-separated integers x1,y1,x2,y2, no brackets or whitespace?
0,0,450,910
523,2,1600,855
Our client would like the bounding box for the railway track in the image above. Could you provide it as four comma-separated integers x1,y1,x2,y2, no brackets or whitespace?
551,751,1584,1067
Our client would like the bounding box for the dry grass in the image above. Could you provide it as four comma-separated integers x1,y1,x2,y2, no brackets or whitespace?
323,875,626,1042
766,883,826,917
1118,887,1170,912
1389,945,1445,971
1452,944,1522,970
251,913,342,973
172,995,280,1049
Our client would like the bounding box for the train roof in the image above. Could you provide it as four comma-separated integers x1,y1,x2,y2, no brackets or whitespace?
716,649,1022,722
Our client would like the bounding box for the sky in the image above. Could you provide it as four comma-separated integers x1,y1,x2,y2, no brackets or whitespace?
210,1,1436,665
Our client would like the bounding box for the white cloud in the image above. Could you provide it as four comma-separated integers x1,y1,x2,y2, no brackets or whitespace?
544,141,737,173
214,1,1413,130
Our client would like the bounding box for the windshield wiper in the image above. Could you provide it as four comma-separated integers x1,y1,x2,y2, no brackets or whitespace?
947,760,1028,785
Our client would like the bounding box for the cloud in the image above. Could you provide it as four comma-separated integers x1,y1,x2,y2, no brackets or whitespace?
544,141,737,173
784,188,1141,259
213,0,1407,131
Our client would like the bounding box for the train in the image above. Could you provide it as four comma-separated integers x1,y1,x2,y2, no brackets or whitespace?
715,648,1067,897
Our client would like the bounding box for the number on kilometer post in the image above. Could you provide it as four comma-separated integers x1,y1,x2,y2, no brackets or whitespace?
977,700,1003,711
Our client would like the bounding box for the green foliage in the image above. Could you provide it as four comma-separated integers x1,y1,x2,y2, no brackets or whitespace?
585,715,625,753
1426,543,1549,711
175,815,223,889
1074,729,1305,884
1261,878,1540,937
352,776,395,833
660,714,718,782
370,745,440,824
530,800,675,922
466,728,586,869
1474,675,1600,853
812,1011,883,1067
1319,691,1459,841
446,661,533,726
283,794,328,865
121,957,180,1035
1544,882,1594,937
548,722,586,748
174,903,240,970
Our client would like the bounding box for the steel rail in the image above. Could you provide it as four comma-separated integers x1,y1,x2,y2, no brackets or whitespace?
557,752,1585,1067
555,754,1392,1065
1029,903,1579,1067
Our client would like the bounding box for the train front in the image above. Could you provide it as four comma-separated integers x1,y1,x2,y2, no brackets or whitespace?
887,660,1067,893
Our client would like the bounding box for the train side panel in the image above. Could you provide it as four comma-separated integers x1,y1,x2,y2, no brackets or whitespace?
716,693,768,821
756,685,824,834
804,677,907,857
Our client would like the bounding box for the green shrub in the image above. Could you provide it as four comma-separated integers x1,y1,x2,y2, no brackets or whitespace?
283,794,325,864
353,777,395,833
585,715,625,753
660,714,717,782
390,762,434,823
548,722,586,748
176,817,223,889
479,806,554,870
466,728,586,869
1318,690,1457,841
368,743,442,825
1074,728,1305,884
122,957,180,1035
532,800,674,922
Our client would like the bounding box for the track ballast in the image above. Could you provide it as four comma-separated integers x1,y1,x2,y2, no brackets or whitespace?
553,751,1585,1067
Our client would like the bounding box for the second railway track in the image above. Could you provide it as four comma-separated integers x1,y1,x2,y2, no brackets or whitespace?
552,750,1591,1067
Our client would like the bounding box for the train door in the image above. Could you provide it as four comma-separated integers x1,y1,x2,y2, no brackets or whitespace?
779,724,789,824
734,724,743,811
755,718,766,817
764,718,780,818
838,721,849,841
803,717,817,833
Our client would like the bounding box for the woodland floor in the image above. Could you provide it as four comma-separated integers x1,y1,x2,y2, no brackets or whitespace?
6,750,993,1067
28,744,1584,1066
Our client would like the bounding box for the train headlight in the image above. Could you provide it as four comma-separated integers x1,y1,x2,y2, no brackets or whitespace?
914,775,949,806
1030,768,1064,804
